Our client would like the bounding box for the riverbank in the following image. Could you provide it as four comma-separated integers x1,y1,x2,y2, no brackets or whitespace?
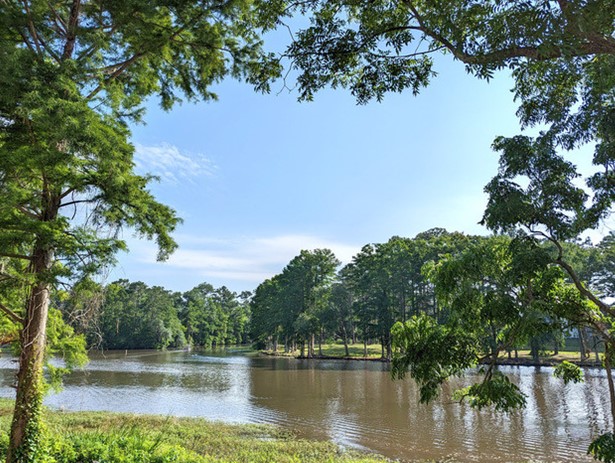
261,343,603,367
0,399,387,463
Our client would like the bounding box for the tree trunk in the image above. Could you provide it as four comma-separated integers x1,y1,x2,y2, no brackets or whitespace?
363,338,367,357
604,344,615,433
385,334,392,361
341,323,350,357
593,333,601,363
529,338,540,363
7,246,53,462
580,328,588,361
308,334,315,358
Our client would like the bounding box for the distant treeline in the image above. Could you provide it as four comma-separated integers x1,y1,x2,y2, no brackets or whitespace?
58,281,251,350
250,228,615,360
58,228,614,354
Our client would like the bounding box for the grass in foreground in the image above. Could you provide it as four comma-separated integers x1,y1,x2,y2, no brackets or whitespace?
0,400,386,463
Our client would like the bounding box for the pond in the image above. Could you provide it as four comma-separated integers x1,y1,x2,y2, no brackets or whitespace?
0,350,609,462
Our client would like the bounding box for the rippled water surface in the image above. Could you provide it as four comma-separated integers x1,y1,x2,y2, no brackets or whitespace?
0,350,610,462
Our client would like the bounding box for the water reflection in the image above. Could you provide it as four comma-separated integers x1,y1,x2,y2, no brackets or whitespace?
0,351,609,462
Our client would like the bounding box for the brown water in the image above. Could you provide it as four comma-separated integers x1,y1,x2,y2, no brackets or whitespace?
0,350,609,462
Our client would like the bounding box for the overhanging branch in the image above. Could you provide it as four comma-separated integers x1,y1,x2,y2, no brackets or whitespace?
0,301,24,326
399,0,615,65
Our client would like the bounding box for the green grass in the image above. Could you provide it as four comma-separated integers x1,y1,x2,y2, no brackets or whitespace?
506,349,600,363
317,343,383,358
264,342,594,364
263,343,384,359
0,400,387,463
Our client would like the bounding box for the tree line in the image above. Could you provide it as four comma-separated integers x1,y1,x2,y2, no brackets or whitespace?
57,280,251,351
251,229,615,362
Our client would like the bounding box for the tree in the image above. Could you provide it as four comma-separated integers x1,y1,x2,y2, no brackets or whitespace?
594,233,615,299
0,1,279,460
250,276,284,350
343,231,474,358
250,249,340,355
479,134,615,459
99,280,185,350
281,249,340,357
267,1,612,106
345,244,396,359
326,280,355,357
392,235,584,409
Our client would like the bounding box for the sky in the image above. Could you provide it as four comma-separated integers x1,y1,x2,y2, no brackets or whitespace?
106,54,607,294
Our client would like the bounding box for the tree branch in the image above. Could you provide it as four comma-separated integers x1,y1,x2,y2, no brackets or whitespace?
555,257,615,317
399,0,615,65
0,301,24,326
85,52,144,100
62,0,81,60
86,6,211,101
46,0,68,34
21,0,43,55
17,205,40,220
59,198,97,209
0,252,32,261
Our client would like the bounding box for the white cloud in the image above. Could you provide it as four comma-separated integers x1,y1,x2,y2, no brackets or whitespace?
131,233,363,287
134,143,216,184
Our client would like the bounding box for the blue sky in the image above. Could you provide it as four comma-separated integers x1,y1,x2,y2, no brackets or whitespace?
107,56,603,294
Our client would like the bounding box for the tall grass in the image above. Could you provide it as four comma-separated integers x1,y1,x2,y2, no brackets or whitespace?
0,400,386,463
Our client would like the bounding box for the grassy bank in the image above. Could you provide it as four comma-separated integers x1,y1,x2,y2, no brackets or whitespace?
262,343,600,366
0,400,387,463
261,343,383,360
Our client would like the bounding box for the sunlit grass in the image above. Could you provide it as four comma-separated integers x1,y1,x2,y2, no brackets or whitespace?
507,350,599,363
0,399,386,463
264,342,594,364
263,343,384,359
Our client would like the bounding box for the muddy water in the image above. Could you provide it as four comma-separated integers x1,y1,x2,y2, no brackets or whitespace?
0,350,608,462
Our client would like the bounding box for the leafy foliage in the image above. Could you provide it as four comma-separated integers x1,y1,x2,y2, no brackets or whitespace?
391,234,593,414
553,360,584,384
391,314,476,403
452,372,527,412
98,281,186,350
82,280,251,350
270,1,615,111
589,433,615,463
251,249,339,356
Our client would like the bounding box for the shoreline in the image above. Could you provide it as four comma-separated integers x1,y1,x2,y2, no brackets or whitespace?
260,350,604,368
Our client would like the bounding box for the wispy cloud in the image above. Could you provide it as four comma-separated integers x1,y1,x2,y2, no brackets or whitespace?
134,143,216,184
132,233,362,287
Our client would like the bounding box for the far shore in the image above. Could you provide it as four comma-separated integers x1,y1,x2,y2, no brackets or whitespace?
260,344,604,368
